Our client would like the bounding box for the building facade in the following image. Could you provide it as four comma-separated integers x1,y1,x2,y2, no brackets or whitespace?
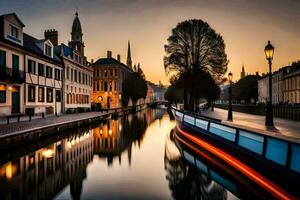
92,50,133,109
283,64,300,104
23,33,63,115
0,13,26,116
258,69,284,105
54,12,93,113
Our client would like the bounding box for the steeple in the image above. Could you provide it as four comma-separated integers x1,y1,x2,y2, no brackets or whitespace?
69,11,85,56
126,40,132,69
241,64,246,79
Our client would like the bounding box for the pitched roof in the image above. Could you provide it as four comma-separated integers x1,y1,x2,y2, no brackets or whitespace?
23,33,62,64
0,13,25,27
93,57,133,72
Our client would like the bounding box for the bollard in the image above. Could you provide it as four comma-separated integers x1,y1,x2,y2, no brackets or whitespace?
29,114,32,121
17,116,20,122
7,116,9,124
42,113,45,118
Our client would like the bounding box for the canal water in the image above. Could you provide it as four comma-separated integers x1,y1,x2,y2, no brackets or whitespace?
0,108,240,200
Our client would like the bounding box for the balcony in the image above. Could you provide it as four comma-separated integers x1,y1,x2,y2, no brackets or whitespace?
0,67,25,83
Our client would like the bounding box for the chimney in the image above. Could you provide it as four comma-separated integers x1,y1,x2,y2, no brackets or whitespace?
44,29,58,46
107,51,112,58
91,59,94,64
117,54,121,62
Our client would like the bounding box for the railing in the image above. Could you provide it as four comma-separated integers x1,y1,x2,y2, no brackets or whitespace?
0,67,25,83
171,106,300,175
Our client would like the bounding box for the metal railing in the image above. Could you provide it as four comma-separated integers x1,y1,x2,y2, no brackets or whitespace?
0,67,25,83
171,106,300,175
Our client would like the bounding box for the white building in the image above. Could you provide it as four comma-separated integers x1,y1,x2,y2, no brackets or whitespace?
23,33,63,115
54,12,93,113
0,13,26,116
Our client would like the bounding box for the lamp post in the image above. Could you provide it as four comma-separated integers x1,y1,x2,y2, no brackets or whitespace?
264,41,274,126
227,71,233,121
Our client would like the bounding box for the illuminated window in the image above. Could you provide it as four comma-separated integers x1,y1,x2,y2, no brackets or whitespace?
0,84,6,103
38,87,44,102
28,85,35,102
47,88,53,103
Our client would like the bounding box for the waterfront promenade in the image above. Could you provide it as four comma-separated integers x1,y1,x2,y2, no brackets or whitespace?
201,108,300,140
0,112,107,137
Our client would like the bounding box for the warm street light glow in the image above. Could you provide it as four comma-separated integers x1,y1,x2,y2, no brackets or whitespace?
42,149,54,158
228,71,233,82
264,41,274,61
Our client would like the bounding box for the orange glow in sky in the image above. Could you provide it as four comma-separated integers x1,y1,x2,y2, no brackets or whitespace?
1,0,300,84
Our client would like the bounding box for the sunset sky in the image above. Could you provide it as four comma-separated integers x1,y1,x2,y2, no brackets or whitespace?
1,0,300,84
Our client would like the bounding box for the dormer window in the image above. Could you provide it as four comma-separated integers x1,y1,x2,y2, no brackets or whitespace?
11,25,19,39
45,44,52,57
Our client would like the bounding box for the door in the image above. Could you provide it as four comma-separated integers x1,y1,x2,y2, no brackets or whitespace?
0,50,6,79
12,87,20,114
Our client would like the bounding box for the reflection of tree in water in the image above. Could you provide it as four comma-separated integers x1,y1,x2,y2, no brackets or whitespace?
93,109,165,167
164,130,227,200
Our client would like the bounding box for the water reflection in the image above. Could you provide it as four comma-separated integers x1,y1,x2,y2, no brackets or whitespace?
0,130,93,200
164,131,229,200
0,109,166,200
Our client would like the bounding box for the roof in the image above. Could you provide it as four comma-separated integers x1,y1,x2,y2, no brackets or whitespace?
93,57,133,72
23,33,62,63
0,13,25,27
72,13,82,33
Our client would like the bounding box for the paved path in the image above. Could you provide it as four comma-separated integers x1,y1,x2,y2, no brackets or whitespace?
201,108,300,141
0,112,107,137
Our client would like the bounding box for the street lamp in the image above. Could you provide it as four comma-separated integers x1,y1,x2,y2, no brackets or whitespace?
264,41,274,126
227,71,233,121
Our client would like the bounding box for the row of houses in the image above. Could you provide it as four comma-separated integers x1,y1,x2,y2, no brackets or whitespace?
0,12,165,117
258,62,300,105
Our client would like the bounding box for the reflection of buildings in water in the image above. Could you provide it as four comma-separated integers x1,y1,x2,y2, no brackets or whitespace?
93,109,165,167
0,130,93,200
164,130,227,200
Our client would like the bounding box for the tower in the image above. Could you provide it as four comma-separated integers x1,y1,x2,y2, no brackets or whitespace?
68,11,85,56
241,64,246,79
126,40,132,69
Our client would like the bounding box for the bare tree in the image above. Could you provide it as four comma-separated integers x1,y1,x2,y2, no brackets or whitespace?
164,19,228,110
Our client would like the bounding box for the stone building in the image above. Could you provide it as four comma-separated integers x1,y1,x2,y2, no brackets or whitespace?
92,50,133,109
54,12,93,113
258,69,284,105
283,64,300,104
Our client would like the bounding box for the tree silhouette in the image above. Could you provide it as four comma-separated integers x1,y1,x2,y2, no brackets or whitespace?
122,65,147,107
164,19,228,110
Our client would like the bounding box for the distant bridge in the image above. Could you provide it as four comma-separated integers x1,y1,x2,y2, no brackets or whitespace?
148,100,169,108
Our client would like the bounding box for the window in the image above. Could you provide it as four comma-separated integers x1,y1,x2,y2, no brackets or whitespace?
27,59,36,74
11,25,19,39
56,90,61,102
38,87,44,102
78,71,81,83
74,70,77,82
12,54,19,70
0,50,6,69
96,69,99,77
38,63,44,76
109,81,112,91
104,70,107,77
71,69,73,81
47,88,53,102
104,81,108,92
55,69,61,80
67,67,70,80
28,85,35,102
46,66,52,78
110,69,113,77
0,84,6,103
45,44,52,57
114,81,117,91
96,81,99,91
115,69,118,77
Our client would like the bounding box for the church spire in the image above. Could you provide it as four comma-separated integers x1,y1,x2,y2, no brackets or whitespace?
241,64,246,79
127,40,132,69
